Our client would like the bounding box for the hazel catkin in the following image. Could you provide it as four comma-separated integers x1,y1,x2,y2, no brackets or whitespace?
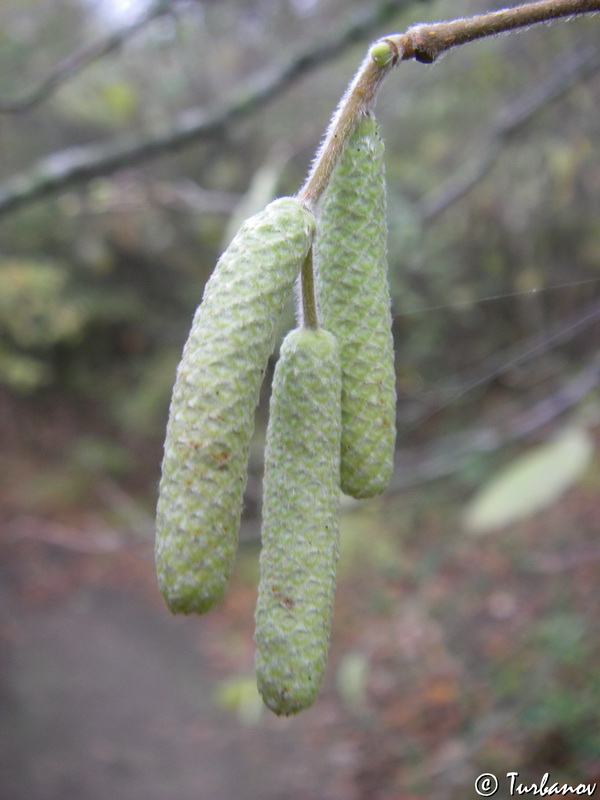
155,197,315,615
315,113,396,499
255,327,342,715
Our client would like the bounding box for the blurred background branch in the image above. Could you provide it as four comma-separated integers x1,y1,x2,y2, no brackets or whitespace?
0,0,431,218
0,0,174,113
420,42,600,220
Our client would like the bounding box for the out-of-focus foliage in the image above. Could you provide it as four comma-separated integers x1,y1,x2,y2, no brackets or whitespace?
0,259,84,349
0,257,85,390
1,0,598,445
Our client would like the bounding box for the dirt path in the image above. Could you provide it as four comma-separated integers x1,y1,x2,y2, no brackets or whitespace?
0,581,345,800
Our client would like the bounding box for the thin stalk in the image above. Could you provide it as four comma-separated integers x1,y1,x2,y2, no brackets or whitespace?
300,247,319,330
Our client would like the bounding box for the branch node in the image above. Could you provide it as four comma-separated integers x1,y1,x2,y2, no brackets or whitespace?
407,26,440,64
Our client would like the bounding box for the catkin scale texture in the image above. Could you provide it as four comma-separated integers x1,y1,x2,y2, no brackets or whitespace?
315,113,396,498
255,328,341,716
156,198,315,615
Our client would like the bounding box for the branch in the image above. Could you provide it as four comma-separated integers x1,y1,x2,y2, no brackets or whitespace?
299,47,398,209
0,0,173,114
1,1,597,218
395,0,600,65
0,0,428,219
419,41,600,221
299,0,600,209
300,248,319,329
407,295,600,426
4,514,134,553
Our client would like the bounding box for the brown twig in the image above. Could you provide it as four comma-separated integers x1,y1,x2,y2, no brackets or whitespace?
299,48,397,210
395,0,600,65
298,0,600,211
0,1,597,218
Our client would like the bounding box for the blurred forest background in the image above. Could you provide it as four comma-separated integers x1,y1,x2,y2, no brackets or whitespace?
1,0,599,798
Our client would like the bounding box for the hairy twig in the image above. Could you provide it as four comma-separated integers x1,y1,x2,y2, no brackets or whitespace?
394,0,600,64
0,0,429,219
299,48,398,209
299,0,600,209
0,0,173,114
420,41,600,220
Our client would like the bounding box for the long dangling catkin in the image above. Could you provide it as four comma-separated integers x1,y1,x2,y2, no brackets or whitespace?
315,113,396,499
255,327,341,715
156,198,315,615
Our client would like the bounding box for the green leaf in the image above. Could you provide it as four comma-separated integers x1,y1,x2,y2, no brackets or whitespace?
464,427,594,533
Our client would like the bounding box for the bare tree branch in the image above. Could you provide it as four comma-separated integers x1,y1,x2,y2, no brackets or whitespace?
4,514,130,553
420,41,600,221
0,0,429,219
1,1,597,219
0,0,174,114
403,295,600,427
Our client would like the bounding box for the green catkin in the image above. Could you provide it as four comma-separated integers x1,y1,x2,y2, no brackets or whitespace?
156,197,315,615
315,113,396,499
255,327,341,715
